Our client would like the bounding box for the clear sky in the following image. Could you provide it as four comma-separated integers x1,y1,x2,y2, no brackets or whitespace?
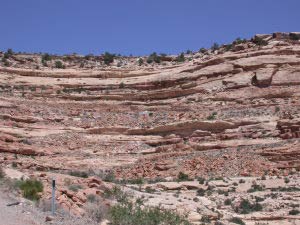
1,0,299,56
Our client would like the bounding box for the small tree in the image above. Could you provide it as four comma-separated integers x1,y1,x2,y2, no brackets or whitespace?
138,58,144,66
103,52,115,65
176,53,185,63
211,43,219,51
42,53,52,61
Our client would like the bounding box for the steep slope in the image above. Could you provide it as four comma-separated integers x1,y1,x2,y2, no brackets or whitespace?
0,32,299,224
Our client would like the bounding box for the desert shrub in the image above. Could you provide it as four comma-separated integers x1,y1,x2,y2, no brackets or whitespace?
176,53,185,63
3,49,13,59
197,177,205,184
235,199,263,214
197,188,206,196
252,36,268,46
68,184,83,192
102,171,115,182
87,194,97,203
224,198,232,205
239,179,245,184
177,172,190,182
229,217,245,225
247,184,264,193
138,58,144,66
199,48,207,53
103,186,128,203
69,170,88,178
118,177,144,185
147,52,161,64
103,52,115,65
42,53,52,61
211,43,219,51
119,82,125,89
55,60,65,69
145,186,155,193
284,177,290,183
233,37,247,45
17,179,43,201
255,196,264,202
289,33,300,41
271,186,300,192
207,112,217,120
85,201,109,222
109,199,191,225
0,167,5,179
289,209,300,215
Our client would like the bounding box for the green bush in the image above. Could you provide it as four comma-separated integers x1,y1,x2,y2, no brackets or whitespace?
42,53,52,61
207,112,217,120
119,82,125,89
235,199,263,214
55,60,65,69
289,33,300,41
177,172,190,182
3,49,13,59
289,209,300,215
176,53,185,63
69,170,88,178
109,199,191,225
229,217,245,225
224,198,232,205
247,184,264,193
138,58,144,66
197,177,205,184
0,167,5,179
211,43,219,51
103,52,115,65
147,52,161,64
17,179,43,201
252,36,268,46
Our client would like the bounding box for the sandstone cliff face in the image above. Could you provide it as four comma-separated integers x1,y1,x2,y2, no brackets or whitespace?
0,32,299,223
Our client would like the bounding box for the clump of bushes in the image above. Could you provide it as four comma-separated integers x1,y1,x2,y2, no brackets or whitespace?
147,52,161,64
234,199,263,214
252,36,268,46
69,170,88,178
109,198,191,225
16,179,43,201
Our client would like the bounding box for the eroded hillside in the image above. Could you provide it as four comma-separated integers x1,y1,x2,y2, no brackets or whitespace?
0,32,299,225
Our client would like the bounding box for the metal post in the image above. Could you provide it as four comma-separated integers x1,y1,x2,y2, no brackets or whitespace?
51,179,56,216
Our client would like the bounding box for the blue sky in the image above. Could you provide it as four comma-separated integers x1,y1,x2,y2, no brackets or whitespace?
0,0,299,55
